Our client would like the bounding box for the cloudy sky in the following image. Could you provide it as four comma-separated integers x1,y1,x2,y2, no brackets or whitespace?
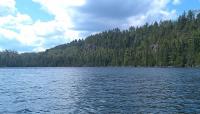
0,0,200,52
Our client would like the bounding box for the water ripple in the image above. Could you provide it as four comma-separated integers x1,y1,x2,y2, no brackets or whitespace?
0,67,200,113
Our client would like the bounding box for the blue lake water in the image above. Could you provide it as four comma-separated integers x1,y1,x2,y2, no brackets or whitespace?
0,67,200,113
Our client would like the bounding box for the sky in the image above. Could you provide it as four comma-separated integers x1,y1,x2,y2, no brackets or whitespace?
0,0,200,52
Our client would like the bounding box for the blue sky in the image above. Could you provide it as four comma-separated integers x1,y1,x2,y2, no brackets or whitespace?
0,0,200,52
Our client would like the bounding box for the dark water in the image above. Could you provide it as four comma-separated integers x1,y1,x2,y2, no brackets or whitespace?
0,67,200,114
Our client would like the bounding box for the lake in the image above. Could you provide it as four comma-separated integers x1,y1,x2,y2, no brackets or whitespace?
0,67,200,113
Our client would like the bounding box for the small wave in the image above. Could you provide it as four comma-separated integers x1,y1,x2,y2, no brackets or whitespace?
16,108,32,114
13,99,27,104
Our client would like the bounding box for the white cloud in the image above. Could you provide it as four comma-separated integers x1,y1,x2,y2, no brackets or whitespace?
33,46,46,52
0,0,16,16
0,13,32,31
32,0,86,32
128,0,177,27
0,18,69,47
0,13,39,46
0,0,38,51
0,0,83,52
0,28,18,40
172,0,181,5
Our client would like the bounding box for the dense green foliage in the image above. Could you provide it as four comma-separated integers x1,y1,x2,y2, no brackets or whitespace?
1,11,200,67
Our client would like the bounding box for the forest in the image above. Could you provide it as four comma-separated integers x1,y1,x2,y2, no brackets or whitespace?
1,10,200,67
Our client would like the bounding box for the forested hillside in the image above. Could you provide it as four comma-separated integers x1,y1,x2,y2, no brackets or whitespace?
1,10,200,67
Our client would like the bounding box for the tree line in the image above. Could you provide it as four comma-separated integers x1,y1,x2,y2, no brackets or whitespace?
1,10,200,67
